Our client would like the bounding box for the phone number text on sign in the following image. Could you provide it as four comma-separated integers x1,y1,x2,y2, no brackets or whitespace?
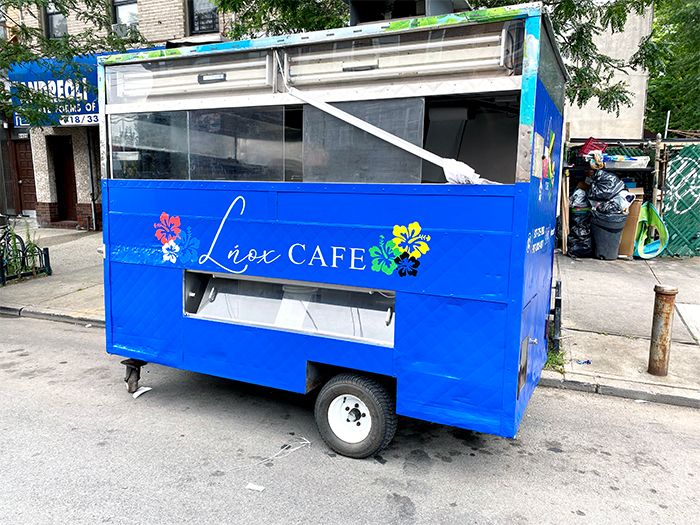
60,114,99,125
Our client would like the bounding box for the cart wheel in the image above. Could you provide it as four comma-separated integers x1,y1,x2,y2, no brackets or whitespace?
314,373,397,459
125,368,139,393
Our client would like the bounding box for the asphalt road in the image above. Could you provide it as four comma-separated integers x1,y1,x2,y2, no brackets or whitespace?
1,316,698,525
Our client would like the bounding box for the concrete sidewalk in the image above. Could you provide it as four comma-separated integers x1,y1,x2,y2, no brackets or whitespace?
541,253,700,408
1,221,699,408
0,220,104,326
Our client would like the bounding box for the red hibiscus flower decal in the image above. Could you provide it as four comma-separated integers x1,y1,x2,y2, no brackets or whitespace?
154,212,181,244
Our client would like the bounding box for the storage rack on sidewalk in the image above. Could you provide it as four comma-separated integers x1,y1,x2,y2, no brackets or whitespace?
562,137,700,258
561,138,657,255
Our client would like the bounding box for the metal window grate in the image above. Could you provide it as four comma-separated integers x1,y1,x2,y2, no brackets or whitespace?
190,0,219,34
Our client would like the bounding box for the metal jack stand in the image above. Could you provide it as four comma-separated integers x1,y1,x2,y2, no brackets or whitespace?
551,280,562,353
121,359,148,393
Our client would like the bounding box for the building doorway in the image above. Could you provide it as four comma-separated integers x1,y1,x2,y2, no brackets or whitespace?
9,139,37,214
50,136,77,222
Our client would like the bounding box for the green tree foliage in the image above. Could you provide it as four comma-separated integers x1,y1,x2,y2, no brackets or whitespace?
216,0,658,115
645,0,700,136
218,0,349,40
0,0,144,126
472,0,659,115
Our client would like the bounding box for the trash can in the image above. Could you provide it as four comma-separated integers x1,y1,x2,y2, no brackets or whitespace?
590,210,629,260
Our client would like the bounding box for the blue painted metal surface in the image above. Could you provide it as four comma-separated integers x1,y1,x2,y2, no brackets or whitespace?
102,4,566,440
513,76,564,430
104,181,519,436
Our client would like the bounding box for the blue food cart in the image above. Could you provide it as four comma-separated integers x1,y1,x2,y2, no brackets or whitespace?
99,2,567,458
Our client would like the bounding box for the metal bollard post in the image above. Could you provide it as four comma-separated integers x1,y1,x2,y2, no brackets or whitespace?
648,284,679,376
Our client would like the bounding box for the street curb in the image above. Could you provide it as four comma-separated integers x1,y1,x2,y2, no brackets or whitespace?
562,326,696,346
0,304,105,328
0,304,22,316
21,308,106,328
4,303,699,408
539,371,700,409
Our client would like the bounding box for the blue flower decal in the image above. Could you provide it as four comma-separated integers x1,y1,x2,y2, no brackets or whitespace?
177,227,200,264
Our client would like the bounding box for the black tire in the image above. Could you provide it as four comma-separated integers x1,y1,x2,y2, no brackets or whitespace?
16,235,27,269
314,373,397,459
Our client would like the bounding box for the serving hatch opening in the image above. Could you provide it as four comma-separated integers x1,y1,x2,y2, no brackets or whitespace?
185,271,397,347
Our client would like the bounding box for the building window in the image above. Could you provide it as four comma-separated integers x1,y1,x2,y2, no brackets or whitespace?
113,0,138,26
189,0,219,35
46,3,67,39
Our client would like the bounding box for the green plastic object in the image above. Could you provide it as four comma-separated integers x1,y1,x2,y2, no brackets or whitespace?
634,203,668,259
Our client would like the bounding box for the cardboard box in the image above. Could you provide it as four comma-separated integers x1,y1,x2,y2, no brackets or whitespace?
618,199,642,257
629,187,644,201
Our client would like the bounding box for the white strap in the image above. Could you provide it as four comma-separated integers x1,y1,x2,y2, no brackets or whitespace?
288,87,445,169
277,52,484,183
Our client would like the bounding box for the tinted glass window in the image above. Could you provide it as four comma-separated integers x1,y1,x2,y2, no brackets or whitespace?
189,107,284,182
111,112,189,180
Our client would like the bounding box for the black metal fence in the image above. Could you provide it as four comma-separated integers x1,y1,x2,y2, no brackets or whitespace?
0,245,52,286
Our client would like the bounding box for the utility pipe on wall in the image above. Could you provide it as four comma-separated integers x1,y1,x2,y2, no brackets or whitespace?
86,129,97,231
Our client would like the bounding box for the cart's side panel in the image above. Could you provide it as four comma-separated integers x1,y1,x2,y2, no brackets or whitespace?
394,294,510,436
521,26,565,309
496,15,565,436
497,11,542,438
498,183,530,437
520,79,563,303
103,182,515,301
109,263,185,366
182,317,392,393
104,181,518,428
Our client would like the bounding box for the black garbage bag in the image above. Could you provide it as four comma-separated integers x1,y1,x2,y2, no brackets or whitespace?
588,170,626,202
568,212,593,258
596,199,624,214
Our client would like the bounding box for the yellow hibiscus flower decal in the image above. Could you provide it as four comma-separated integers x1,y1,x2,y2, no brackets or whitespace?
392,222,430,259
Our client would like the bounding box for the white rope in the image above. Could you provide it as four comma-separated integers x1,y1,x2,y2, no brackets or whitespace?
229,436,311,472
